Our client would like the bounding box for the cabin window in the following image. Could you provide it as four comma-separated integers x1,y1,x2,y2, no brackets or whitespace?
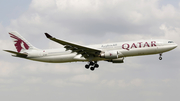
168,41,174,43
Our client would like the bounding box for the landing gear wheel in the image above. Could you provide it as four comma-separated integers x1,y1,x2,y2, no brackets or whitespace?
89,61,94,65
159,57,162,60
85,61,99,71
159,53,162,60
90,67,95,71
94,64,99,68
85,64,90,69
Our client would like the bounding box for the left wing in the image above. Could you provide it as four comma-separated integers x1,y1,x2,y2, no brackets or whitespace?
45,33,102,58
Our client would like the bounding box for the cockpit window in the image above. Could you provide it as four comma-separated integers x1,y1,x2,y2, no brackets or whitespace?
168,41,174,43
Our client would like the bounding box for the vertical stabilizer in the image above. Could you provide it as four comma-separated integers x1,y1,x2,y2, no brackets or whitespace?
9,31,38,53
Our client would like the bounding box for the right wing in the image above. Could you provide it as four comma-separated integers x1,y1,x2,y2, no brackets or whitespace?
45,33,102,58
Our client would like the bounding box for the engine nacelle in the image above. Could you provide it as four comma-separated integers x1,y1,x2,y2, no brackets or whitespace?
100,50,124,59
100,50,118,59
108,58,124,63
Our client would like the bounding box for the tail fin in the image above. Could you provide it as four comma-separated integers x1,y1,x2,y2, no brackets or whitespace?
9,31,38,53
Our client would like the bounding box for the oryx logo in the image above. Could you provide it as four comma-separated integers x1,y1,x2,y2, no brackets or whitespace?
9,33,29,52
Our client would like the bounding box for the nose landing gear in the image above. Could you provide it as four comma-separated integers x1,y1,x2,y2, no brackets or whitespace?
159,53,162,60
85,61,99,71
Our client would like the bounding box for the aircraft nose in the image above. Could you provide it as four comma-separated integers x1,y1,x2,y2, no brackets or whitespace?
174,43,178,48
173,43,178,49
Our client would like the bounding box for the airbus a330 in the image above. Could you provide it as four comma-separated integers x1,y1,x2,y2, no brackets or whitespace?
4,32,178,71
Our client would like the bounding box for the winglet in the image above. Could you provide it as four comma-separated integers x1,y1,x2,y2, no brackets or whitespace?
45,33,53,38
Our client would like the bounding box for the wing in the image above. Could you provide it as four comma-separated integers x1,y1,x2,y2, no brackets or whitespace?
45,33,102,58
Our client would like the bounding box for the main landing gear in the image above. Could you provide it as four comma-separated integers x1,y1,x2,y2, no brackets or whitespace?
85,61,99,71
159,53,162,60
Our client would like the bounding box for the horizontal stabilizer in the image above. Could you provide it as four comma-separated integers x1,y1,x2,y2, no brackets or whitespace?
4,50,27,58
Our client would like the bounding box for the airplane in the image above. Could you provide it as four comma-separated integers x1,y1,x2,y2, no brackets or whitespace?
4,31,178,71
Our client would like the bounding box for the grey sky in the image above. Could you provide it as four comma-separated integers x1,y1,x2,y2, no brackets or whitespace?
0,0,31,26
0,0,180,101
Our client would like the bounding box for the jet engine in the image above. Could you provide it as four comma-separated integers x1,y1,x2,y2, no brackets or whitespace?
107,58,124,63
100,50,124,59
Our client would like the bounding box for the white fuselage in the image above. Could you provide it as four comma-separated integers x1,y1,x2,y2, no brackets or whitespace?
23,39,177,63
